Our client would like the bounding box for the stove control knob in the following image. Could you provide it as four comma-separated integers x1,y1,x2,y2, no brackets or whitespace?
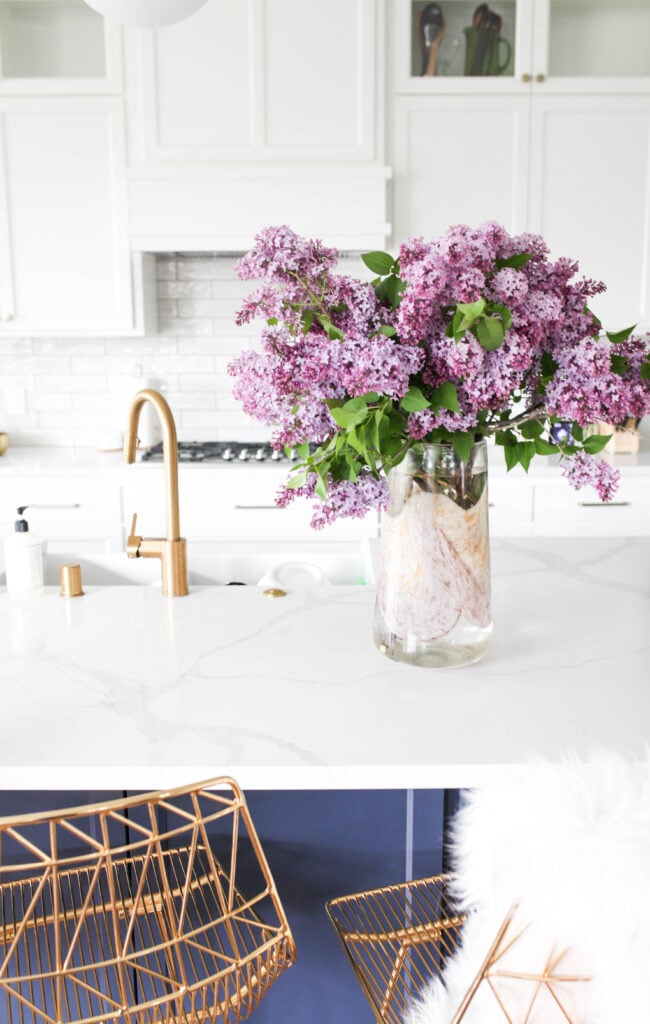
288,448,298,461
270,449,283,461
255,447,267,461
238,448,250,461
222,448,235,461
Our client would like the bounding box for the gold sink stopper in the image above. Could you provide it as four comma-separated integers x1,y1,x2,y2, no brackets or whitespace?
59,564,84,598
262,588,287,598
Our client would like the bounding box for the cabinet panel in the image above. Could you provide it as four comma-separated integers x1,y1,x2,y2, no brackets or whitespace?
529,97,650,329
532,478,650,536
264,0,370,151
0,98,136,334
131,0,378,164
151,0,254,150
393,96,530,241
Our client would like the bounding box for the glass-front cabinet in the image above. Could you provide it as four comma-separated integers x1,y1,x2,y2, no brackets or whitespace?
0,0,121,92
399,0,650,92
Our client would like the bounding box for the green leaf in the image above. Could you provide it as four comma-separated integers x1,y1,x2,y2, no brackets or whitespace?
540,352,559,378
582,433,612,454
385,274,406,309
314,474,328,501
519,441,536,473
329,406,367,429
451,432,475,463
285,470,308,490
642,359,650,381
300,311,314,330
317,315,345,341
295,442,311,459
378,324,397,337
519,419,543,439
606,324,636,344
476,316,504,351
361,251,395,276
495,429,517,447
504,442,524,471
343,396,369,413
534,437,557,455
432,381,460,413
266,316,278,326
495,252,533,270
610,353,629,376
346,427,366,455
400,385,431,413
488,302,513,331
457,299,486,322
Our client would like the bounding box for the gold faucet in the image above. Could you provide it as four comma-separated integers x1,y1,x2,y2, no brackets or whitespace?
123,388,189,597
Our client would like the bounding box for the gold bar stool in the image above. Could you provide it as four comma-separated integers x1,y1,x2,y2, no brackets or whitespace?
326,874,465,1024
0,778,295,1023
327,875,589,1024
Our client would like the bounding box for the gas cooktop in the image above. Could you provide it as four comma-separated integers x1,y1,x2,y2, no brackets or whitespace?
140,441,299,464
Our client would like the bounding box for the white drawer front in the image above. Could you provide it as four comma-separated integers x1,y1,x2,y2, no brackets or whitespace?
0,477,123,549
533,480,650,536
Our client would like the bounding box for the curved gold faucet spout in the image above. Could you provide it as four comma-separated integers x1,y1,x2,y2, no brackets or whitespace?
123,389,188,597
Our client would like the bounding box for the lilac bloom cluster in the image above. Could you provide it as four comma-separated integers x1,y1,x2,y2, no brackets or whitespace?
229,223,650,524
560,449,620,503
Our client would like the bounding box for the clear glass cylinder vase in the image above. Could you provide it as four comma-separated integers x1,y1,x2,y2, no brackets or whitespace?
373,441,492,668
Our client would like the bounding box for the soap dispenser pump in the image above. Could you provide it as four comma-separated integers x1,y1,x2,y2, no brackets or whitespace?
4,506,44,596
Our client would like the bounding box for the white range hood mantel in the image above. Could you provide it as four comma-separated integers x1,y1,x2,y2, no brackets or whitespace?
126,165,392,254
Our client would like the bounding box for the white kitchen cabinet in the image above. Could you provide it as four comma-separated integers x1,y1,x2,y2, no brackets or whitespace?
391,0,650,327
531,475,650,537
0,97,151,335
123,0,391,251
0,477,124,557
0,0,122,93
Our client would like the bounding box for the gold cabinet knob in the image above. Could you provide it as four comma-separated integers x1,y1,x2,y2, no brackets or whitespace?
535,73,546,83
521,73,531,83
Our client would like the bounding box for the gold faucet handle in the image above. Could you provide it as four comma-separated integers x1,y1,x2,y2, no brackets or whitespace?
126,512,143,558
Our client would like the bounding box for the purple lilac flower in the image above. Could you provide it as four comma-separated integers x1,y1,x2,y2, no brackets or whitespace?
560,450,620,503
229,221,650,525
277,471,390,530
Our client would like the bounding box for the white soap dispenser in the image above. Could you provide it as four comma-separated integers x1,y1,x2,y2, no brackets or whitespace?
4,506,44,597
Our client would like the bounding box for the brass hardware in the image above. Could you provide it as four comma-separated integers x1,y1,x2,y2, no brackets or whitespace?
59,563,84,597
521,72,531,82
535,72,546,82
123,389,189,597
263,587,287,598
0,777,296,1024
0,432,8,455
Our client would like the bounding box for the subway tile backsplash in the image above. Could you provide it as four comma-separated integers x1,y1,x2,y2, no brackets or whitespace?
0,256,266,448
1,253,366,449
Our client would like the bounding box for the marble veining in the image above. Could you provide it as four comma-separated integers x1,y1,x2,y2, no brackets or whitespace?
0,537,648,790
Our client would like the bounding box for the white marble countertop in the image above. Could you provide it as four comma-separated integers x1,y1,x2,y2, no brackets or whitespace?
0,536,648,792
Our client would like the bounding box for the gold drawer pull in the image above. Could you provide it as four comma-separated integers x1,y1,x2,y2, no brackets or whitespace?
234,504,281,510
577,500,631,508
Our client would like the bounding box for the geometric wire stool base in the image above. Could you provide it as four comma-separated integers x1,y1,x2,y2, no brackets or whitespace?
0,777,296,1024
326,874,465,1024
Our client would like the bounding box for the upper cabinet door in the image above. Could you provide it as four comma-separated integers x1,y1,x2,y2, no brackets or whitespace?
126,0,379,164
0,0,122,93
0,97,138,335
395,0,533,93
533,0,650,94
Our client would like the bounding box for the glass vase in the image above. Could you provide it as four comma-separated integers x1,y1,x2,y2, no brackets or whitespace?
373,441,492,668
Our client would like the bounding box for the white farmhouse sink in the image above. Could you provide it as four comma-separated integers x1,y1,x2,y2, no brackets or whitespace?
17,540,377,588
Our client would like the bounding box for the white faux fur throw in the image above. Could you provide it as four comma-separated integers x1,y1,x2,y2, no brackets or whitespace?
406,754,650,1024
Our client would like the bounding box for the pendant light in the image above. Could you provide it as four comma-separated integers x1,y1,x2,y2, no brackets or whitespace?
83,0,210,27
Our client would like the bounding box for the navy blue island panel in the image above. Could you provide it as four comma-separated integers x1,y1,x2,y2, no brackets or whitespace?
0,788,450,1024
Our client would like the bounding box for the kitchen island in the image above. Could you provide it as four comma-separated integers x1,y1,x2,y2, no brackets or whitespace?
1,535,648,791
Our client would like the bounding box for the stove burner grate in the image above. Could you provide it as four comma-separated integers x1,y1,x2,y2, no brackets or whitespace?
140,441,295,463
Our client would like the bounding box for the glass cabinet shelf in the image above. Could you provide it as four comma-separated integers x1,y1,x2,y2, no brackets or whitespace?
0,0,111,83
548,0,650,78
410,0,516,79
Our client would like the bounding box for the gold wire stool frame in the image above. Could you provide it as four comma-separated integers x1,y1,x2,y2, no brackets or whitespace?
326,874,465,1024
327,877,590,1024
0,777,296,1024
